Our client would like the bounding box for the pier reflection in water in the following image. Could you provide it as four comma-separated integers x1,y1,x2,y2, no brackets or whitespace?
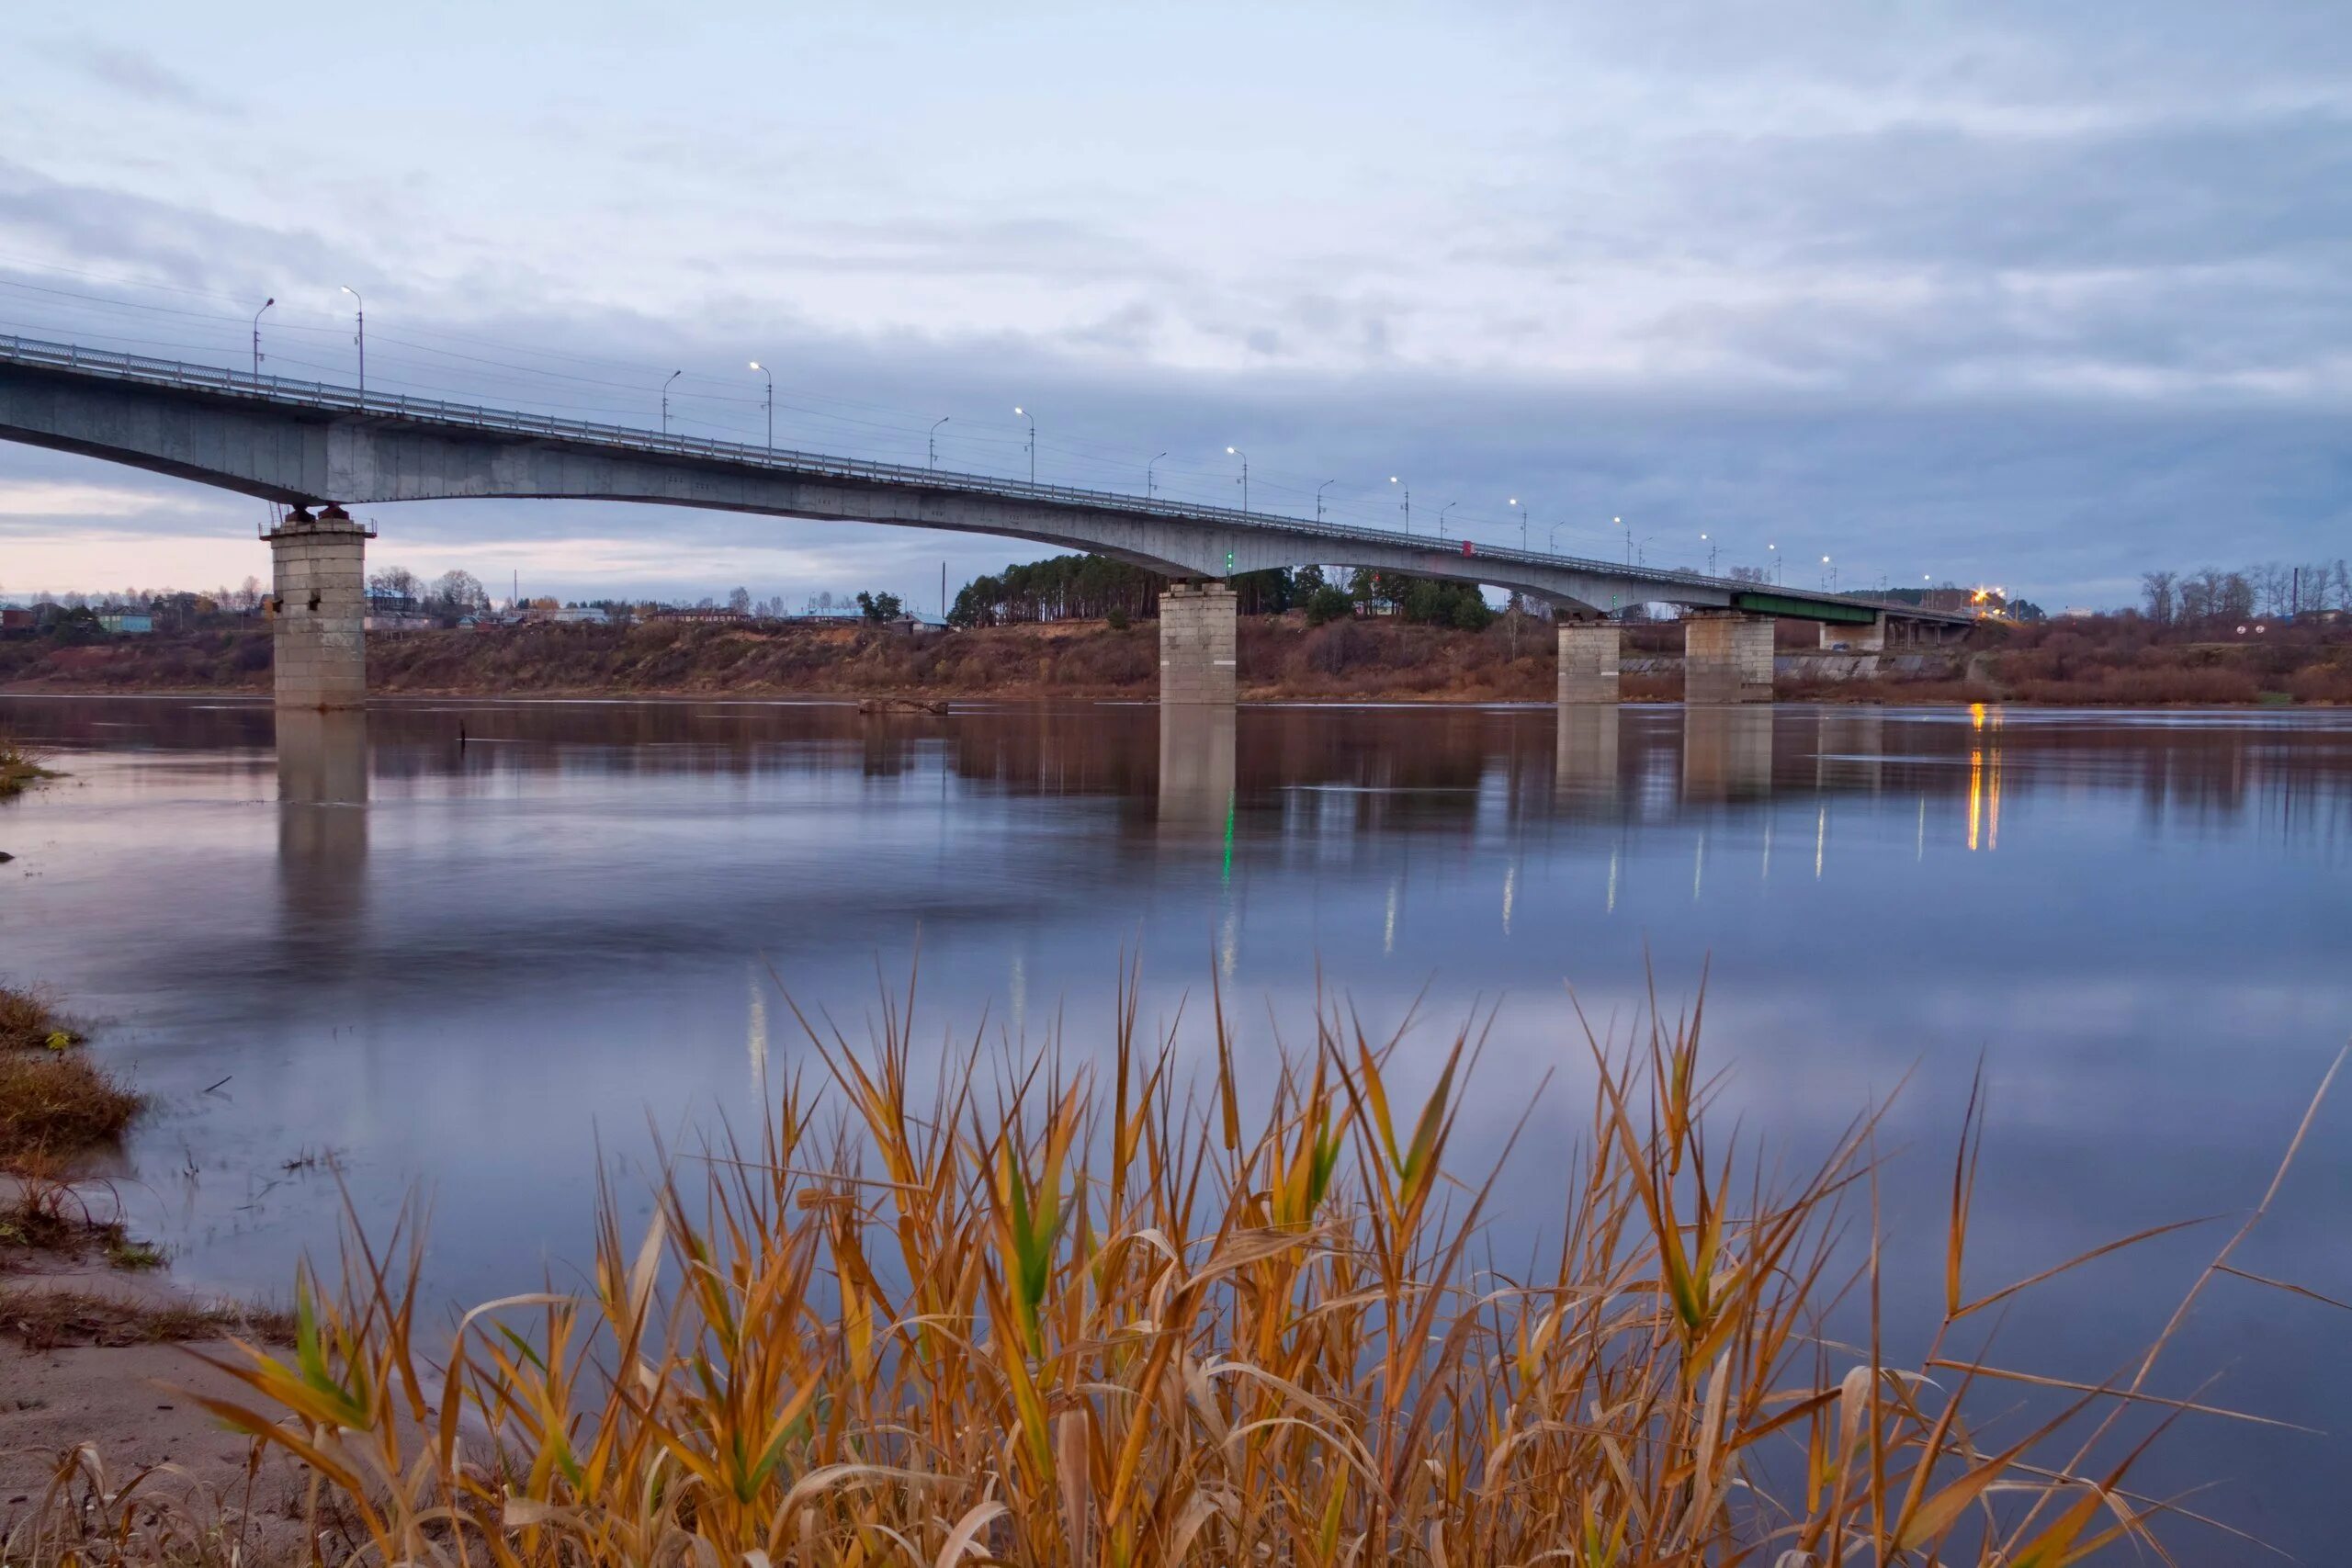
2,694,2349,1560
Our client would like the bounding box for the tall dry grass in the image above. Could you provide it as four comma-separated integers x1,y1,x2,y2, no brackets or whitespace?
20,968,2341,1566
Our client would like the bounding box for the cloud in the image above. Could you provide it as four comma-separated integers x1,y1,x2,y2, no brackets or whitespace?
38,38,234,118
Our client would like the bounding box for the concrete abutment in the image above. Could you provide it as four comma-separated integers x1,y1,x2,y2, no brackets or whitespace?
266,505,370,710
1158,581,1237,705
1684,612,1774,704
1555,620,1621,705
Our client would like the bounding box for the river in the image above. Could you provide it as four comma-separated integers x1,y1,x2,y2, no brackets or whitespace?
3,694,2347,1553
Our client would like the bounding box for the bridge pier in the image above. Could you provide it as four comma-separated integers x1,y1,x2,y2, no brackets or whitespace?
1555,619,1621,704
1818,614,1885,651
266,504,370,710
1684,612,1774,704
1159,581,1237,705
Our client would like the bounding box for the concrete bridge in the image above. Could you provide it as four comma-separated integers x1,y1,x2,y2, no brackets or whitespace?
0,333,1973,708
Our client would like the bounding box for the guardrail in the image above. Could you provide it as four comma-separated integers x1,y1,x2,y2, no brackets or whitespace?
0,331,1963,621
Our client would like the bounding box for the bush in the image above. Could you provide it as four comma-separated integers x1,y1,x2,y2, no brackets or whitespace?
1303,583,1353,626
1104,606,1130,631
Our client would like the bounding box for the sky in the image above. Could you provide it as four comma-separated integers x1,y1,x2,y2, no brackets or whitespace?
2,1,2348,609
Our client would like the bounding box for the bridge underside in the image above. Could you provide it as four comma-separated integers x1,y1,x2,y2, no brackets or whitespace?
0,362,1972,708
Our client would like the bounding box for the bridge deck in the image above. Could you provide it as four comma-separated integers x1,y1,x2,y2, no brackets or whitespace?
0,333,1973,626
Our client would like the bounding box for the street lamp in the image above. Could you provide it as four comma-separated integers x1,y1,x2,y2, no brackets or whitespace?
1509,496,1524,551
1615,515,1630,565
930,417,951,469
1439,500,1460,540
251,298,274,381
1013,406,1035,484
1768,541,1780,585
662,370,683,435
1148,451,1169,497
1701,532,1716,574
1390,476,1409,533
1317,479,1336,523
338,286,364,399
1548,520,1566,552
1821,554,1833,591
1226,446,1249,513
747,361,773,450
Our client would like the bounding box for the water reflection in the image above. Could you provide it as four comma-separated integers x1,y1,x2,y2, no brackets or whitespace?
276,708,368,934
1680,706,1772,802
1553,705,1620,809
1158,703,1237,843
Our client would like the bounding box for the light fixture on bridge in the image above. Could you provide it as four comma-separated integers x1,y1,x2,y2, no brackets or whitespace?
662,369,684,435
747,362,773,450
1226,446,1249,514
1148,451,1169,497
1013,406,1035,484
1390,476,1408,534
933,417,953,471
1508,496,1523,551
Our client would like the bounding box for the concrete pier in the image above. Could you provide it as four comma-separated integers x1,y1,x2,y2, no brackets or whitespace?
1819,614,1886,651
266,505,371,709
1684,612,1774,704
1159,581,1238,705
1555,619,1621,704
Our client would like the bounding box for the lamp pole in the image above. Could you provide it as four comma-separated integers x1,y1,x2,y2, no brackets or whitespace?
338,286,364,399
1390,477,1408,533
1226,446,1249,513
1768,542,1780,584
1821,555,1833,590
252,298,274,380
1509,496,1523,551
748,361,773,450
1013,406,1035,484
1148,451,1168,497
1317,479,1336,523
1701,532,1716,574
1440,501,1459,540
662,370,683,435
1616,515,1629,565
1548,520,1565,552
931,417,951,469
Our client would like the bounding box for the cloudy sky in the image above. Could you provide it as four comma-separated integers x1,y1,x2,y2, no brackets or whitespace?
3,1,2347,608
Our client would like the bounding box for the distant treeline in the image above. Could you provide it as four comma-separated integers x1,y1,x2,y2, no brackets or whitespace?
947,556,1498,630
2138,562,2350,625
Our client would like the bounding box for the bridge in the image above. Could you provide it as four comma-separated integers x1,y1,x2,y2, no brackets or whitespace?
0,333,1973,709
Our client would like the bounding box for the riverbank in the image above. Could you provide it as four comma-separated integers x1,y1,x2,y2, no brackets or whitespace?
5,615,2349,705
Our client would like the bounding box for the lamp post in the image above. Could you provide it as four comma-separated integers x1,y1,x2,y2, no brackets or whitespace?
1509,497,1523,551
1226,446,1250,513
1317,479,1336,523
1391,477,1409,534
1148,451,1168,497
662,370,683,435
748,361,773,450
1013,406,1035,484
1701,532,1716,574
1616,515,1629,565
338,286,364,399
1821,554,1833,591
252,298,274,380
930,417,950,469
1439,501,1460,540
1548,520,1566,552
1768,542,1780,585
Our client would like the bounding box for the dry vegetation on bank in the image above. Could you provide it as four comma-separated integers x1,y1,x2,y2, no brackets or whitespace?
9,969,2335,1566
0,985,138,1179
0,732,61,799
4,612,2349,705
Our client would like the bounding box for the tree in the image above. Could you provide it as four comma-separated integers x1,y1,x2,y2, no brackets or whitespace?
1304,583,1353,626
855,590,904,623
729,586,752,615
2139,570,2177,625
367,566,422,612
427,570,489,621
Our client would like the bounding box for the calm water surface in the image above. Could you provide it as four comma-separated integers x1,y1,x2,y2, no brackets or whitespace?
3,694,2347,1553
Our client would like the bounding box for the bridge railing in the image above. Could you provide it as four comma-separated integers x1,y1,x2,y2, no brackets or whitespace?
0,332,1953,618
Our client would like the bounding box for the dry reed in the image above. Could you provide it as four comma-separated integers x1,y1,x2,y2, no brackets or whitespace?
18,965,2342,1566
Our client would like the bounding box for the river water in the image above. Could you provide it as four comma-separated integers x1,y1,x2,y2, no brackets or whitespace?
3,694,2347,1551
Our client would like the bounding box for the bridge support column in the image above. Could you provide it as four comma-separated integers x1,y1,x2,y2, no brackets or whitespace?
1159,581,1237,705
1818,614,1885,651
1684,612,1774,704
1555,619,1620,704
266,505,369,710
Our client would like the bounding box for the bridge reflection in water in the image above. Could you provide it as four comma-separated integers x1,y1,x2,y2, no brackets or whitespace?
276,708,368,933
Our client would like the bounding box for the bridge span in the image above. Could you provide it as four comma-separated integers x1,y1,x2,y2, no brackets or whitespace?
0,333,1972,708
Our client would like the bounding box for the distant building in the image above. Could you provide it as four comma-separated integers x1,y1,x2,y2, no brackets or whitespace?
1,607,34,632
648,606,750,625
552,605,613,625
97,613,154,635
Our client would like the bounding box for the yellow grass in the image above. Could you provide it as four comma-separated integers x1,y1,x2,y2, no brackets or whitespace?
13,964,2341,1566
